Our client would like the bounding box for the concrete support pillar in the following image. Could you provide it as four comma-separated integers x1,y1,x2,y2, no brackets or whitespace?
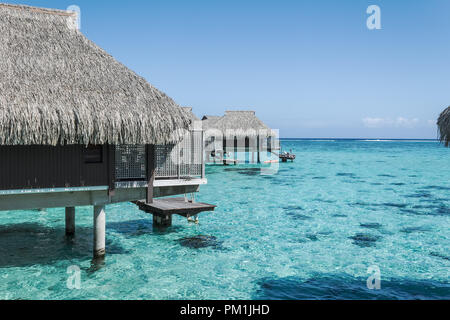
153,214,172,228
93,205,106,259
65,207,75,236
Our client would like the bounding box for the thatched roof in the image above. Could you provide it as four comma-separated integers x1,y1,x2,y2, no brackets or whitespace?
202,111,274,138
202,115,221,121
201,115,222,131
182,107,200,122
0,3,189,146
438,106,450,147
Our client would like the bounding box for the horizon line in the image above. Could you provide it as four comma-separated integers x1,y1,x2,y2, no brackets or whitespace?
279,138,440,140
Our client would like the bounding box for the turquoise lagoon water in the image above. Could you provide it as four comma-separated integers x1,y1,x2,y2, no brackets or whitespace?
0,140,449,300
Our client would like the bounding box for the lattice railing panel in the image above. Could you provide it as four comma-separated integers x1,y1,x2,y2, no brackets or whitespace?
115,145,147,180
115,131,203,181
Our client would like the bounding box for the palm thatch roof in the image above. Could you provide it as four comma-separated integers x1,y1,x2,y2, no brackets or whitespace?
202,111,274,138
181,107,200,122
0,3,189,146
201,115,222,131
438,106,450,147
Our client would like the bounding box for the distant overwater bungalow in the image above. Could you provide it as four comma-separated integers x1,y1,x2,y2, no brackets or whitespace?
202,111,279,165
438,106,450,147
0,4,213,260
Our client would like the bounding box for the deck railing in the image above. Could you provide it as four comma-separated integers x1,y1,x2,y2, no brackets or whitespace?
115,131,205,183
154,130,204,180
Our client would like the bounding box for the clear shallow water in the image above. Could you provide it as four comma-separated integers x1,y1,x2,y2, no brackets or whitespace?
0,140,449,300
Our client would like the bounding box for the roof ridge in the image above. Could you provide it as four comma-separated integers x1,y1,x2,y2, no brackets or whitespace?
0,3,76,17
225,110,256,113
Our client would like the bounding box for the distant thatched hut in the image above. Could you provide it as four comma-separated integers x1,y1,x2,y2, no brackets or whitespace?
202,111,277,164
0,4,206,258
202,115,222,130
438,107,450,147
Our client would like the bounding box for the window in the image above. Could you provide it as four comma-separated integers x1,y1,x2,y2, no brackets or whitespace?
84,145,103,164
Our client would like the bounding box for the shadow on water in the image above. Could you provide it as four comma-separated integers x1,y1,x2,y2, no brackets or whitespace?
253,275,450,300
360,223,382,230
422,185,450,191
305,231,332,242
430,252,450,261
349,233,381,247
336,173,358,179
350,202,408,210
223,168,263,176
177,235,223,249
282,205,314,221
378,174,396,178
0,223,128,268
400,205,449,217
405,191,433,199
107,219,184,236
282,205,304,211
349,202,449,216
313,198,336,204
400,226,433,234
286,212,313,221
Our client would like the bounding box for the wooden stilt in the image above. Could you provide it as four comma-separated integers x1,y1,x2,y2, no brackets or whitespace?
153,214,172,228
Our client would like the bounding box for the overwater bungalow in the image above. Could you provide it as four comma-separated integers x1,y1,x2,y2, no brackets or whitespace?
202,111,278,165
0,4,210,259
438,107,450,147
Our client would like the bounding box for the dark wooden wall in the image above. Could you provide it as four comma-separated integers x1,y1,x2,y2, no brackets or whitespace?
0,145,109,191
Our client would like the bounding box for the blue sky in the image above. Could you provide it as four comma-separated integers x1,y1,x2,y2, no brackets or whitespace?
9,0,450,138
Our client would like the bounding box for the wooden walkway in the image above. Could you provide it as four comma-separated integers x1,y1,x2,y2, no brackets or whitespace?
135,197,216,218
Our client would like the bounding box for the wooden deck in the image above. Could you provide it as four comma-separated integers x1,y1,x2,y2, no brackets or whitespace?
135,197,216,218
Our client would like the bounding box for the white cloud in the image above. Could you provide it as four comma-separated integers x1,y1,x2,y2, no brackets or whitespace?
362,117,391,128
395,117,419,128
363,117,419,128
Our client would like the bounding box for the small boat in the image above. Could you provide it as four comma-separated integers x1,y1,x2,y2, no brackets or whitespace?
279,150,296,162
